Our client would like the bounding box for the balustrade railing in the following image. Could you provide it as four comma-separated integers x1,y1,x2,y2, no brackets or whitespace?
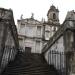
48,50,66,75
0,45,17,71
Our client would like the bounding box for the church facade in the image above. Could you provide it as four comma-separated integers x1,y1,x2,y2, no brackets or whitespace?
17,5,60,53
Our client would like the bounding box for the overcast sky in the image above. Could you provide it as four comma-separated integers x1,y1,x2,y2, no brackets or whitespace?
0,0,75,24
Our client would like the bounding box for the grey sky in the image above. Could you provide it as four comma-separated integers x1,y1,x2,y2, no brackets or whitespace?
0,0,75,24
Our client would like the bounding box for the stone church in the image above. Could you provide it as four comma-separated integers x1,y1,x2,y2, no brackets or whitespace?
17,5,60,53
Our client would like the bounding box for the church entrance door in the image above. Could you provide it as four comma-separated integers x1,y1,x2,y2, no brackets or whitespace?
25,47,31,53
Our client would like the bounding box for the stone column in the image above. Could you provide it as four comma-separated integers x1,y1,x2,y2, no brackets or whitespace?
64,30,75,75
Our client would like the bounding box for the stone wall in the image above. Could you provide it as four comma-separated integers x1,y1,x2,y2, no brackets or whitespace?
42,10,75,75
0,8,19,73
44,36,64,69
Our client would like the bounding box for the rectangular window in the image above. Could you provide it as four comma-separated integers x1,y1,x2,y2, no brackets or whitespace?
19,39,23,47
45,32,50,40
36,41,40,53
21,23,25,28
37,26,41,36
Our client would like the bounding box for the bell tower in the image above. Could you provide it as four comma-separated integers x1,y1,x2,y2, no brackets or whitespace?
47,5,59,24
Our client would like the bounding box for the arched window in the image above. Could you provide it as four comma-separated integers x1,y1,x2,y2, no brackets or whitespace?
53,13,56,19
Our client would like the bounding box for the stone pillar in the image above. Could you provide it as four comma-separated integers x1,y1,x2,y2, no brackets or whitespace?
64,30,75,75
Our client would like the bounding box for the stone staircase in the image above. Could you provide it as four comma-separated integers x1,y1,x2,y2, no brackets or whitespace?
2,51,58,75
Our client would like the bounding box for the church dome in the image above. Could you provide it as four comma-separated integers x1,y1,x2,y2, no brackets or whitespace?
49,5,59,12
50,5,56,10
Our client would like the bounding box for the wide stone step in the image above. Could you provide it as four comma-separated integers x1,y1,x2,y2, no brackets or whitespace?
2,52,58,75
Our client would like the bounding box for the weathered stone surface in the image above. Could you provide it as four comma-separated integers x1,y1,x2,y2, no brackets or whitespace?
42,10,75,75
0,8,19,73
